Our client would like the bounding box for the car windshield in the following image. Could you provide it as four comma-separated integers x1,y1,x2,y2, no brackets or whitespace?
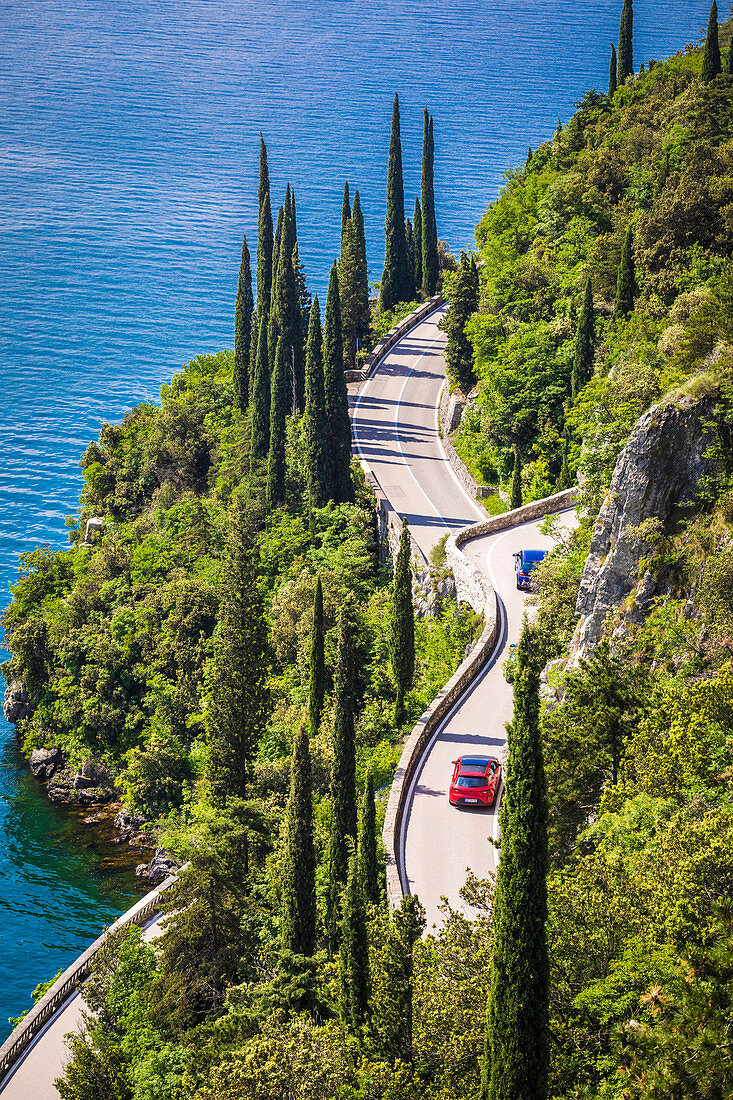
457,775,487,788
460,757,489,769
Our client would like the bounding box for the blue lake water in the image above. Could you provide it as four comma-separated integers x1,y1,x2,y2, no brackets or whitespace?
0,0,711,1035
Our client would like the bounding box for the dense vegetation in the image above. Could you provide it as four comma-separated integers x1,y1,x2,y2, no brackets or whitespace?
5,7,733,1099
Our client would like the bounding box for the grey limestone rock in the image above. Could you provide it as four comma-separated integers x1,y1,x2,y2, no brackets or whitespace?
136,848,177,886
573,392,718,658
29,746,64,780
3,682,33,724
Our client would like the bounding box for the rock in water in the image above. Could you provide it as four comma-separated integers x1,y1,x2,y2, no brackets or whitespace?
573,392,718,658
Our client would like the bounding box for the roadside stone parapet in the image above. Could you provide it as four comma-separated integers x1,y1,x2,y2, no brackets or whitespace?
360,460,428,569
437,381,493,501
0,867,184,1087
344,295,444,383
383,485,578,908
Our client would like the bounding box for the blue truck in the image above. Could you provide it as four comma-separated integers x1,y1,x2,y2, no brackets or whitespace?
513,549,547,590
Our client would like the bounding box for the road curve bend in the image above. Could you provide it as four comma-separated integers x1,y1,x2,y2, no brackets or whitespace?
351,306,576,930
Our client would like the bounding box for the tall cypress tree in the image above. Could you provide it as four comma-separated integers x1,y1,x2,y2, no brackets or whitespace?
413,197,423,294
511,448,523,510
702,0,721,83
421,109,439,297
571,276,595,398
617,0,633,85
233,232,254,410
351,191,370,345
323,262,353,504
614,225,636,319
206,501,270,803
380,94,411,312
281,721,316,957
250,311,271,464
258,133,270,212
291,232,309,412
339,852,370,1030
266,336,288,509
271,191,301,413
268,202,285,367
482,624,549,1100
390,519,415,727
341,181,351,239
257,189,274,315
304,296,330,507
340,217,365,369
405,217,416,299
369,897,425,1061
308,575,326,735
326,608,357,953
440,252,479,392
727,41,733,75
357,769,379,905
608,44,617,96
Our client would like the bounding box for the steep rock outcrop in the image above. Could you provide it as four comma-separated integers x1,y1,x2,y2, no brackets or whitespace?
3,682,33,723
573,392,718,658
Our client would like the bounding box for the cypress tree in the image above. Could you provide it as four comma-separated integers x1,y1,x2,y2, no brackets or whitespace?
413,197,423,294
340,216,363,370
257,192,273,316
702,0,721,83
357,769,379,905
206,501,271,803
258,133,270,212
390,518,415,727
341,181,351,239
326,608,357,953
380,94,411,312
248,307,259,407
369,897,425,1061
304,296,330,507
271,191,301,413
511,449,523,510
281,721,316,957
608,44,617,97
339,852,370,1030
614,225,636,319
308,575,326,735
482,624,549,1100
290,220,308,414
323,262,353,504
233,232,254,410
405,217,416,299
266,336,288,509
617,0,633,86
441,252,480,392
351,191,370,345
422,108,439,297
571,276,595,398
250,311,271,464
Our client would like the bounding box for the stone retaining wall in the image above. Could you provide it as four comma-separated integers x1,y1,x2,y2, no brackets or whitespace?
345,295,444,384
0,867,185,1087
383,486,578,908
437,380,493,500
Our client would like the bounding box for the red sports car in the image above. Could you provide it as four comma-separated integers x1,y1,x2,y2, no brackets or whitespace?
449,755,502,807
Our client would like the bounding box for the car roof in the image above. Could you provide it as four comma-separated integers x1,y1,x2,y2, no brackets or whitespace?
458,755,497,771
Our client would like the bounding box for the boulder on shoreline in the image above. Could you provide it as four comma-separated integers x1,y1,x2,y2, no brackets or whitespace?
3,682,33,724
29,746,64,780
136,848,177,886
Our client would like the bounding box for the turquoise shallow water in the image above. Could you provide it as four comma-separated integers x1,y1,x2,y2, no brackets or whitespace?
0,0,710,1035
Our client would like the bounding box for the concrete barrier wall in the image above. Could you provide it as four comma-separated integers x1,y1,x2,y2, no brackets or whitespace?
345,295,444,384
383,487,578,908
0,867,185,1086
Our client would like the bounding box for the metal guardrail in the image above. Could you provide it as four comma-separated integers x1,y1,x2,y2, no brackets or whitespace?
0,868,183,1088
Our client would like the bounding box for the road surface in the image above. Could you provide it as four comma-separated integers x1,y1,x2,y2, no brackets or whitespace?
352,306,575,929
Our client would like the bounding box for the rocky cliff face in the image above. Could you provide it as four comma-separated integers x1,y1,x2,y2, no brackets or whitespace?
573,391,718,658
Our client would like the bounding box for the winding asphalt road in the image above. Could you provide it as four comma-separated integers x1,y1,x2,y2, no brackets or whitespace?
1,306,572,1096
351,306,575,930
